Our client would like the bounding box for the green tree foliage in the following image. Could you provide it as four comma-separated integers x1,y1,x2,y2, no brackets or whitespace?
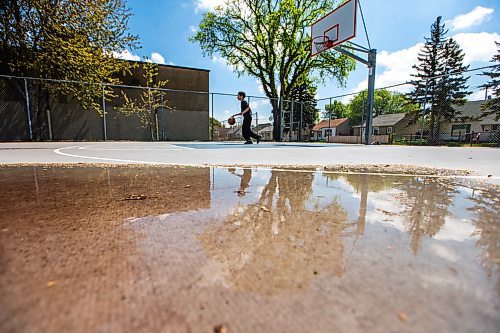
334,89,419,125
480,42,500,121
408,17,470,145
191,0,355,141
0,0,139,138
323,100,348,119
118,62,168,140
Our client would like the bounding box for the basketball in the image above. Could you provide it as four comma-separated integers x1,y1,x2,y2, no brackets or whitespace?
228,117,236,125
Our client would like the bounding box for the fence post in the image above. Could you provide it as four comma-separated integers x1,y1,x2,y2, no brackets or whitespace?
279,97,283,142
420,79,428,141
160,92,164,140
328,97,332,143
211,93,214,141
155,111,160,141
46,109,53,140
101,84,107,141
23,79,33,140
299,102,303,142
290,100,294,142
458,131,462,143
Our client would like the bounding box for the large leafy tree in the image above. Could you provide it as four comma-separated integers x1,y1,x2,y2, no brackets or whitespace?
191,0,355,141
479,42,500,121
343,89,419,125
0,0,139,139
408,16,470,145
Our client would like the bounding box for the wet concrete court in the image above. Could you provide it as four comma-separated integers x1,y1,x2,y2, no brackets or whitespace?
0,165,498,332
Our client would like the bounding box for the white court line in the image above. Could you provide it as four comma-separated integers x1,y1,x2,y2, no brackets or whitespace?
54,146,198,165
78,147,184,151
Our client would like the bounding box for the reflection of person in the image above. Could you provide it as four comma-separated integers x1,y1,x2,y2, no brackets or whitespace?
231,91,261,144
229,168,252,197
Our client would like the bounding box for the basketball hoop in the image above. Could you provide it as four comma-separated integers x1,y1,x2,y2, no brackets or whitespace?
313,36,331,54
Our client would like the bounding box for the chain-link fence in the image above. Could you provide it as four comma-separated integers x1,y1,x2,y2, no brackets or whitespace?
1,66,498,146
0,75,210,142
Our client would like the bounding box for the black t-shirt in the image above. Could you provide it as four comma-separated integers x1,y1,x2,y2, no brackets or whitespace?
241,100,251,119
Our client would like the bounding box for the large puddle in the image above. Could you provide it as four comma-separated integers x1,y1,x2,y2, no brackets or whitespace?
0,166,498,333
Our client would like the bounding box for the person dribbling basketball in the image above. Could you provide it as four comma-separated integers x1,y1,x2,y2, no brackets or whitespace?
231,91,261,144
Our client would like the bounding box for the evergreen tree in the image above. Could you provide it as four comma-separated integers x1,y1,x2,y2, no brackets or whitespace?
289,84,319,140
479,42,500,120
408,17,470,145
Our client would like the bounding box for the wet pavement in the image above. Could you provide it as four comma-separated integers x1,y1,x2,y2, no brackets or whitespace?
0,166,499,333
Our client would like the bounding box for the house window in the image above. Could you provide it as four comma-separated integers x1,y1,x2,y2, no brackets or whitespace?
492,124,498,131
387,126,393,134
373,127,379,135
324,129,332,136
317,131,322,138
451,124,471,137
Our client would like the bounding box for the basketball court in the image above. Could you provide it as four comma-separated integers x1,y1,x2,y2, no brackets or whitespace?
0,142,499,181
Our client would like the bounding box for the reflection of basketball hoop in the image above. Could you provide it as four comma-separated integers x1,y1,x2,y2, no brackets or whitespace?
313,36,333,54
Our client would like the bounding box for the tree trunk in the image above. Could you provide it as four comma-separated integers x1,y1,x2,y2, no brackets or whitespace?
271,98,281,142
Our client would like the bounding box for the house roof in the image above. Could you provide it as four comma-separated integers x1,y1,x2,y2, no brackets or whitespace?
312,118,349,131
257,125,274,133
253,123,272,132
353,113,407,128
452,100,499,124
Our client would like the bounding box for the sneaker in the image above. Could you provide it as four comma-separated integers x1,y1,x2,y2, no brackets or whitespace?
256,135,261,144
244,141,253,144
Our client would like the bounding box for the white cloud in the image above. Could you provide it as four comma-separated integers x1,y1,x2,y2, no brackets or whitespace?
112,49,141,61
469,89,487,101
150,52,166,64
168,61,176,66
113,50,171,65
453,32,499,64
343,31,498,103
189,25,198,33
445,6,494,31
194,0,225,13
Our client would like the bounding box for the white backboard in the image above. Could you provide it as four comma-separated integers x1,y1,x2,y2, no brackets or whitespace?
311,0,357,56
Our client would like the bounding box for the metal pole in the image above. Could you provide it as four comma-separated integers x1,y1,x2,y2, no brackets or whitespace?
155,111,159,141
361,92,365,139
46,109,53,140
328,97,332,142
290,100,294,142
24,78,33,140
160,92,164,140
420,80,429,141
365,49,377,145
299,102,303,142
279,97,283,142
102,84,107,141
211,93,214,141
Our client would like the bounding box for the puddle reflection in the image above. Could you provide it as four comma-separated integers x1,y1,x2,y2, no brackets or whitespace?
0,166,499,332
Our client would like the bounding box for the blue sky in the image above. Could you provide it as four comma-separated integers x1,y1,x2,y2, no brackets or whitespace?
119,0,499,124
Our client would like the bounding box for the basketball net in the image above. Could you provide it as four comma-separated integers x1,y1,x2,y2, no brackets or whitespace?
313,36,330,54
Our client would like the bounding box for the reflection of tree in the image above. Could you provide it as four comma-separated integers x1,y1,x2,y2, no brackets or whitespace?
199,171,349,295
467,187,500,293
399,178,455,254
